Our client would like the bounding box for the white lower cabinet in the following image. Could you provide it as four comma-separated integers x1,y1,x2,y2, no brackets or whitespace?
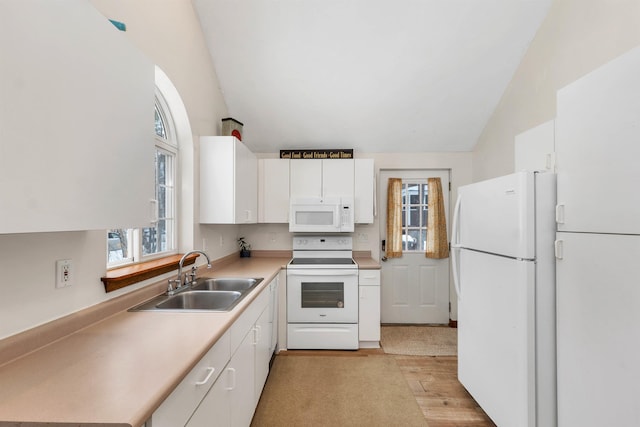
152,277,278,427
185,329,254,427
254,305,271,403
228,326,257,427
359,270,381,348
152,331,231,427
185,371,230,427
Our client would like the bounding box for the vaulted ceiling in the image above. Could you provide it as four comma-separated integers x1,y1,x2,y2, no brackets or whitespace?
193,0,552,154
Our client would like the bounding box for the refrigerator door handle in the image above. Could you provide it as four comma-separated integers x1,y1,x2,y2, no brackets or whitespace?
556,204,565,224
554,239,564,260
451,195,462,299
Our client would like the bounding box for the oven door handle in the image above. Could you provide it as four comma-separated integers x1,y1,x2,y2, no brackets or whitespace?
287,269,359,277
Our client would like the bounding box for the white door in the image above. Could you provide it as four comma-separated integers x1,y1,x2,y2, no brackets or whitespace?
556,232,640,427
379,169,450,324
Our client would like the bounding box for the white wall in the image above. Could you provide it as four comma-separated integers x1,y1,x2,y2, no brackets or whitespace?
0,0,230,339
473,0,640,181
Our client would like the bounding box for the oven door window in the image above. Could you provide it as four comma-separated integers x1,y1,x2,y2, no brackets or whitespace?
301,282,345,308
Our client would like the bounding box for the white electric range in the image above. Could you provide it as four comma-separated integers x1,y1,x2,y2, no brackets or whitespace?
286,236,359,350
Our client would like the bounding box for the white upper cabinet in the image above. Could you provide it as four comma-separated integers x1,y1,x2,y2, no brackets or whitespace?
258,159,290,223
259,158,374,224
354,159,375,223
322,159,354,198
289,159,354,200
514,120,555,173
0,0,155,233
289,159,323,198
556,46,640,234
200,136,258,224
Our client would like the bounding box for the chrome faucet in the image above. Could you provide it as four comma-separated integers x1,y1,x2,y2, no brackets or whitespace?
167,250,212,295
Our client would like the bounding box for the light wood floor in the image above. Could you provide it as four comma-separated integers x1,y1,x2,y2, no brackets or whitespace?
394,355,496,427
278,349,495,426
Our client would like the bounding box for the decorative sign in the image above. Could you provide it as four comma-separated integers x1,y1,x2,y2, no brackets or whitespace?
280,149,353,159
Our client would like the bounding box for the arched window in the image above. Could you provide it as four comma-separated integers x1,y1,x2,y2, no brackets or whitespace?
107,89,178,266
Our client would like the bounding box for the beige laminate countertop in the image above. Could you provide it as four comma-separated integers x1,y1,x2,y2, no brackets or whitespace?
0,255,380,427
0,256,290,427
354,256,381,270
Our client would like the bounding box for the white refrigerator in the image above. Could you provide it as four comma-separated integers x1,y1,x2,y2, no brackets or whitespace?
451,171,557,427
554,45,640,426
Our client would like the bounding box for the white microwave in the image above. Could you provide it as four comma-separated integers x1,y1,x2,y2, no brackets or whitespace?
289,197,354,233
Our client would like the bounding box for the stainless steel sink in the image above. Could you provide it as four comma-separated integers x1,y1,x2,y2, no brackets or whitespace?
156,290,242,310
191,277,263,292
129,277,264,312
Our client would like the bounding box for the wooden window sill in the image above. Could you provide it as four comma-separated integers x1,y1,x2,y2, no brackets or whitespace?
101,253,198,293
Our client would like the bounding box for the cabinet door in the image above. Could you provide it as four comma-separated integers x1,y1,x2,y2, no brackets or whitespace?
290,159,322,198
185,372,231,427
556,232,640,427
289,159,355,200
152,332,230,427
269,277,279,353
323,159,354,199
200,136,257,224
234,140,258,223
556,46,640,234
0,1,154,233
228,330,256,427
200,137,235,223
354,159,375,223
514,120,555,173
254,305,272,403
258,159,290,223
359,270,380,342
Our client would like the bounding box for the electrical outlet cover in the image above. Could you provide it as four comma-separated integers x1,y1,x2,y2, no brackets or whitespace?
55,259,73,288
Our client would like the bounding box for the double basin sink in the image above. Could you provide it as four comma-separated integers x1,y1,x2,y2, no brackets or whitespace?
130,277,264,312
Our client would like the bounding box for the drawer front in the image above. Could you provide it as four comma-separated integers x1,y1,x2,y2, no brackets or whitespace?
230,285,270,354
359,270,380,286
152,331,231,427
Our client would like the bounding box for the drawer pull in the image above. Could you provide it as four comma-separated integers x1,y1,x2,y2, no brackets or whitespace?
225,367,236,391
195,367,215,386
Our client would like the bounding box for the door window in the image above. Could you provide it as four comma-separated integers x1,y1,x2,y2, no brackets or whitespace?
402,181,428,251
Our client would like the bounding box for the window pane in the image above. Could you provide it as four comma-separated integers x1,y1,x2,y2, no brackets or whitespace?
142,225,157,255
408,229,420,250
408,184,420,204
155,106,166,138
108,229,131,262
144,147,175,257
408,206,420,227
401,206,407,227
422,206,428,227
400,180,430,252
157,150,167,186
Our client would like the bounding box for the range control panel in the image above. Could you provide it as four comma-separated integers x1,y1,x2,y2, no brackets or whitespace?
292,236,353,251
